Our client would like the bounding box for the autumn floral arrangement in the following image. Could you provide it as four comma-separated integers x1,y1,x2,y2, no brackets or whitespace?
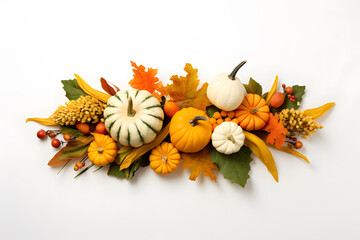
27,61,334,187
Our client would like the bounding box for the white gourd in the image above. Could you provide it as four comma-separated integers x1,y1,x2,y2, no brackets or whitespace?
104,89,164,148
211,122,245,155
207,61,247,111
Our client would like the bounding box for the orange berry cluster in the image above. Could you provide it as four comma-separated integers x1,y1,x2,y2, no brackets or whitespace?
210,110,239,131
74,161,85,171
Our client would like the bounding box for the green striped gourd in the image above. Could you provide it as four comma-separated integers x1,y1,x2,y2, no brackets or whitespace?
104,89,164,148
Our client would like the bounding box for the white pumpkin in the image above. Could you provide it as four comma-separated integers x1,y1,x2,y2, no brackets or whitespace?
211,122,245,155
104,89,164,148
207,61,247,111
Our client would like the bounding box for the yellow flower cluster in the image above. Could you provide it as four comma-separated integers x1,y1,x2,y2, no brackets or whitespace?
279,108,323,139
50,95,106,126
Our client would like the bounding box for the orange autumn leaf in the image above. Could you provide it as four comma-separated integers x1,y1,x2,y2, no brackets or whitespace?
166,63,211,111
182,145,217,181
128,61,167,100
263,113,288,149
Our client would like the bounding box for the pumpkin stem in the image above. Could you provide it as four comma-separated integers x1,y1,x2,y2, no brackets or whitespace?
250,108,259,114
161,156,168,162
127,97,136,117
189,116,208,127
97,147,104,154
227,135,236,143
228,60,247,80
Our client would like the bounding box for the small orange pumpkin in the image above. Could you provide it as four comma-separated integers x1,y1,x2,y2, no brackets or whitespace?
235,94,270,131
169,107,212,153
88,133,118,166
149,142,181,175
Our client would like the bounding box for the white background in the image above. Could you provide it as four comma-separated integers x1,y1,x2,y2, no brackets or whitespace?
1,0,360,239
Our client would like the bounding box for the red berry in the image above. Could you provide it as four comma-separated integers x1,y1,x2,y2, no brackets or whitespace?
82,162,85,166
285,86,293,94
63,134,71,141
293,137,297,142
282,84,286,88
291,99,296,102
51,139,61,148
49,132,56,138
288,94,292,98
37,130,46,139
295,141,303,149
291,95,295,99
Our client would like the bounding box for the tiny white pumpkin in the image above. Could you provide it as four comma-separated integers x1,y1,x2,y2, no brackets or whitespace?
211,122,245,155
207,61,247,111
104,89,164,148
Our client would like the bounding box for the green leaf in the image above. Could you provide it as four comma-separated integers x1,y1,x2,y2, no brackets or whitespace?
61,79,87,100
262,92,268,100
206,105,221,118
271,85,305,113
108,151,150,180
243,78,262,95
60,126,85,137
210,146,252,187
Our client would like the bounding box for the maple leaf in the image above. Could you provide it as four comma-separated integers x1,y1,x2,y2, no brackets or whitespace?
182,145,217,181
166,63,211,111
263,113,288,148
128,61,167,100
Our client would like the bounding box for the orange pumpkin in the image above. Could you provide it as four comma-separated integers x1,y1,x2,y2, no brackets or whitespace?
235,94,270,131
169,107,212,153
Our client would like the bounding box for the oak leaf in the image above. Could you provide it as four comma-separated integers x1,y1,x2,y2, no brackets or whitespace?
263,113,288,148
182,145,217,181
128,61,166,100
166,63,211,111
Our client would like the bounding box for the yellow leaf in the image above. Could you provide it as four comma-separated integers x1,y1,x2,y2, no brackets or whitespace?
182,145,217,181
265,75,278,105
243,130,278,182
166,63,211,111
304,102,335,119
115,146,133,165
120,123,170,170
268,144,310,164
74,74,111,103
26,117,58,126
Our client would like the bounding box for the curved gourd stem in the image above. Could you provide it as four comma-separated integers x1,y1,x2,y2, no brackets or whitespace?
189,116,208,127
228,60,247,80
127,97,136,116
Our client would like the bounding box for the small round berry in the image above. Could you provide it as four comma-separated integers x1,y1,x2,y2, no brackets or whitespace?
288,144,293,149
76,162,83,168
295,141,303,149
82,162,85,166
290,99,295,102
213,112,221,120
285,86,293,94
63,134,71,141
282,84,286,88
74,166,79,171
288,94,292,98
49,131,56,138
51,139,61,148
293,137,297,142
37,130,46,139
291,95,295,100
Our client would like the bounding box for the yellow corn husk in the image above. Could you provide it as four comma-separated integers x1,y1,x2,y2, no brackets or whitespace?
265,75,279,105
26,117,58,126
304,102,335,119
74,74,111,103
120,123,170,170
243,130,278,182
267,144,309,164
115,146,134,165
